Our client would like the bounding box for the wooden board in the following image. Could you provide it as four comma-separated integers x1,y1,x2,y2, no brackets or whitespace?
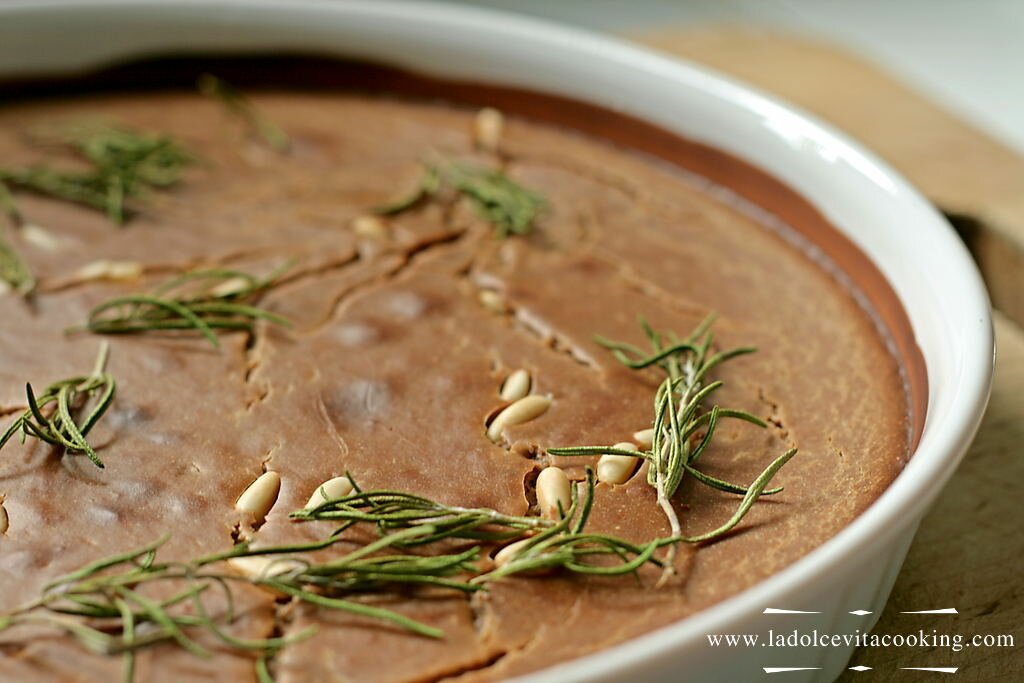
637,27,1024,329
634,28,1024,680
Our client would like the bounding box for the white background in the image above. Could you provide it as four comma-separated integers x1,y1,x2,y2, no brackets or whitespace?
452,0,1024,154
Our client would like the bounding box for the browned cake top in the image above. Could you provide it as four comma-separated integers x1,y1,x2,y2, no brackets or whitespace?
0,80,910,682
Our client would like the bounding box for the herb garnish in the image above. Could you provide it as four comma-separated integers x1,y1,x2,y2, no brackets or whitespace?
292,474,552,542
376,160,545,239
0,468,667,682
198,74,290,152
294,468,670,581
0,342,115,468
0,123,192,224
0,529,476,683
75,264,292,348
548,317,796,572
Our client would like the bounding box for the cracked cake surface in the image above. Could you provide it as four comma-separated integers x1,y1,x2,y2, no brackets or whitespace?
0,69,913,682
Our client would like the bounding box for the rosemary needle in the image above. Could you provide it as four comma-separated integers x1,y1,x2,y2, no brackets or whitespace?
76,263,292,348
0,230,35,296
198,74,290,152
0,342,116,468
548,316,796,562
375,160,545,239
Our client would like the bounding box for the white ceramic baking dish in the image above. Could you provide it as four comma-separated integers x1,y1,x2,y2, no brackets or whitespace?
0,1,994,681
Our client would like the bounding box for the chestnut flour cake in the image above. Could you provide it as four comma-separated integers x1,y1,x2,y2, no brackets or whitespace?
0,60,914,683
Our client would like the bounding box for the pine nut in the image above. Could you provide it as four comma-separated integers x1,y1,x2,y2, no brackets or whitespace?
537,466,571,519
499,369,531,401
227,555,303,580
474,107,504,152
235,471,281,523
21,224,62,251
304,476,354,509
478,289,507,314
227,554,304,597
0,497,8,535
75,260,144,283
486,395,551,442
633,428,655,450
210,276,251,298
598,442,640,485
493,537,532,568
352,214,388,239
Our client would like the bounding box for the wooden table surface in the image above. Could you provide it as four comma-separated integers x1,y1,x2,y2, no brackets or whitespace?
635,27,1023,680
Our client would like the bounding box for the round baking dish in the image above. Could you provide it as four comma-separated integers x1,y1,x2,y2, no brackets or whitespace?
0,1,994,681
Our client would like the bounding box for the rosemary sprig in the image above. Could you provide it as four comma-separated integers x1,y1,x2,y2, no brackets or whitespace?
292,475,551,545
0,342,116,468
294,468,670,582
198,74,290,152
0,123,192,224
548,317,797,565
1,470,671,680
75,263,292,348
0,528,480,682
375,160,545,239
